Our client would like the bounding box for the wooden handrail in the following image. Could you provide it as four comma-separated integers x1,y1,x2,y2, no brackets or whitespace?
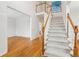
43,8,52,32
41,8,52,55
67,14,79,57
67,13,75,30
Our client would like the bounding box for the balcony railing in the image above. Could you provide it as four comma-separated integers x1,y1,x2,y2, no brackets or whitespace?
36,2,50,13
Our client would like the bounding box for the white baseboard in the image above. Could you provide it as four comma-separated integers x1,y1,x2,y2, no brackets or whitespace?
30,33,40,40
8,35,30,38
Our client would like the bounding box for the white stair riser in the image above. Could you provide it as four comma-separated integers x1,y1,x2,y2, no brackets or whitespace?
51,20,63,22
47,38,67,43
48,36,67,39
49,28,66,33
50,25,65,27
48,30,66,33
51,22,64,24
45,45,69,50
48,28,65,30
49,26,65,29
45,47,71,57
48,33,66,37
51,21,64,23
44,52,60,57
47,41,68,46
50,23,64,25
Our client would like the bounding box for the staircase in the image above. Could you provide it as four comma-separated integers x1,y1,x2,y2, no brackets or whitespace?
44,15,71,57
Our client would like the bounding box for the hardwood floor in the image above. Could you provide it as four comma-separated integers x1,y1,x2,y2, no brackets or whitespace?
3,35,43,57
3,35,79,57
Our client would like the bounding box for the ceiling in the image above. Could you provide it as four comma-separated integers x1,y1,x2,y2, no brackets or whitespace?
7,6,28,20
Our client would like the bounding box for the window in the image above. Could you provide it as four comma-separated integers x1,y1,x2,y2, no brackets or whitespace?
52,1,61,13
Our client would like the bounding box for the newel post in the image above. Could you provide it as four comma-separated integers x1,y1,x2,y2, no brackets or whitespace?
41,26,44,55
73,26,78,57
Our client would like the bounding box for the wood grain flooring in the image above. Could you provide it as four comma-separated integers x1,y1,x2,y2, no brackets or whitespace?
3,35,79,57
3,35,43,57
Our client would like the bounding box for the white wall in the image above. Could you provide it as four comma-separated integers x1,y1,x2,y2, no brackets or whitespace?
0,2,7,56
69,2,79,26
7,17,16,37
0,1,41,56
16,15,30,37
7,7,30,38
66,1,79,49
7,1,40,39
69,2,79,40
7,2,31,38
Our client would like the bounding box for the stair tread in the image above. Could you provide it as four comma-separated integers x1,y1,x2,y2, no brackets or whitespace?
52,20,63,22
50,22,64,25
50,24,64,26
51,22,64,23
49,28,65,30
47,41,68,46
52,21,63,22
44,53,59,57
46,41,68,49
51,21,64,23
50,25,65,27
45,51,71,57
48,30,66,33
49,26,65,29
45,47,71,57
47,38,67,43
48,36,67,38
48,33,66,37
49,27,65,30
